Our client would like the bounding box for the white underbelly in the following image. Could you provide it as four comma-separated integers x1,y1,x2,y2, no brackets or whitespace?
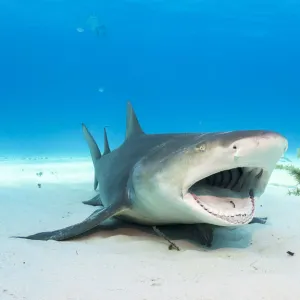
117,196,205,225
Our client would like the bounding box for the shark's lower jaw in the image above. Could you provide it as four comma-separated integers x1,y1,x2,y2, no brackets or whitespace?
189,192,255,225
184,167,264,225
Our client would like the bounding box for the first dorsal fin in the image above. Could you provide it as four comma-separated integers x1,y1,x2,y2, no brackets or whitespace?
126,101,144,140
103,127,111,155
82,123,101,190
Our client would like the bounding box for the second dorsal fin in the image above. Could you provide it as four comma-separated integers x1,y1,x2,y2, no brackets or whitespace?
103,127,111,155
125,101,144,140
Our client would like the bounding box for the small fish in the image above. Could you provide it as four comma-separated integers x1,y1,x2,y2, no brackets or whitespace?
98,87,104,93
86,15,106,37
76,27,84,33
279,155,292,162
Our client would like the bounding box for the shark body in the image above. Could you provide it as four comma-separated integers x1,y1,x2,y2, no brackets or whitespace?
16,102,288,244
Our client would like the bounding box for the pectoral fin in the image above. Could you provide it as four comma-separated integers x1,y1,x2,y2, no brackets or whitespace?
82,194,103,207
249,217,268,224
13,202,127,241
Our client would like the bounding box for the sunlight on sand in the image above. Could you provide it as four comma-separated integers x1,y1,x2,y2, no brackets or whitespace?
0,157,299,299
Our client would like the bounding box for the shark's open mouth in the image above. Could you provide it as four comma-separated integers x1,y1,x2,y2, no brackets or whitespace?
185,167,264,225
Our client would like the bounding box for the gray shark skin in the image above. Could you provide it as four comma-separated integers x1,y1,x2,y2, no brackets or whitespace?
14,102,288,244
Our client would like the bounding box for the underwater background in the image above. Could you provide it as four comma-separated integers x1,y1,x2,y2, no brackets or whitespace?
0,0,299,158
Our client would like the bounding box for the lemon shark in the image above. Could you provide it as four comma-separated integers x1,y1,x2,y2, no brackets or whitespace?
15,102,288,245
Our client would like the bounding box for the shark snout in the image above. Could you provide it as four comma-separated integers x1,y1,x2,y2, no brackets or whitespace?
230,131,288,167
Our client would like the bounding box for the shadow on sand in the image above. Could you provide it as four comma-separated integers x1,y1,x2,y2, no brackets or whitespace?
68,217,268,251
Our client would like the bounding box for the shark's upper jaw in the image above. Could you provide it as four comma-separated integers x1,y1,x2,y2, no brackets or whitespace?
182,167,264,225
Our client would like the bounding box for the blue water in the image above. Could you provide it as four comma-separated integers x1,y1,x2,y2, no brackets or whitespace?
0,0,299,157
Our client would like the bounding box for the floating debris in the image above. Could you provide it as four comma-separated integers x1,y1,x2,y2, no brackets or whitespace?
37,183,42,188
287,251,294,256
98,87,104,93
152,226,180,251
76,27,84,33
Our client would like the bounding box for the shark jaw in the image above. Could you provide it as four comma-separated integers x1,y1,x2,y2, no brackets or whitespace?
182,166,265,226
175,131,288,226
126,130,288,227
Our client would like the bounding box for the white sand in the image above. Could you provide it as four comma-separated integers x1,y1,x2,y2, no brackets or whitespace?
0,158,300,300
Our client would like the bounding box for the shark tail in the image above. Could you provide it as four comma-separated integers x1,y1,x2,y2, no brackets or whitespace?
81,101,143,190
82,124,102,190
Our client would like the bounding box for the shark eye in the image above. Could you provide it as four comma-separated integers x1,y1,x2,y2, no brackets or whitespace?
195,143,206,152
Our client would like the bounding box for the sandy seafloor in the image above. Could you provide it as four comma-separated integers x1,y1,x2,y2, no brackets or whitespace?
0,157,299,300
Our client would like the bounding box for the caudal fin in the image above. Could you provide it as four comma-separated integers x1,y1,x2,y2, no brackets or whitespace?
82,123,101,190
